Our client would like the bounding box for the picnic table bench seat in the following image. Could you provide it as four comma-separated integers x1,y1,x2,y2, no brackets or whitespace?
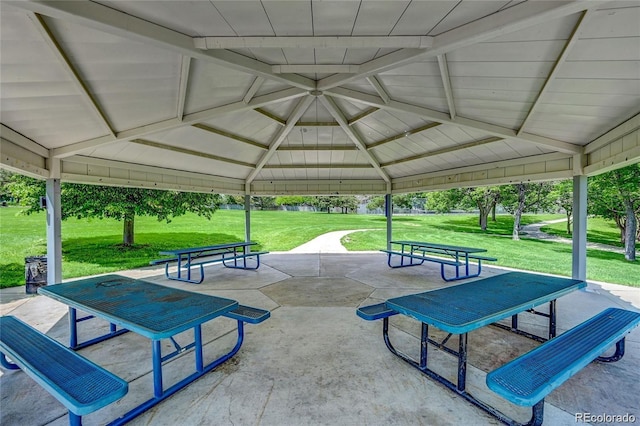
223,305,271,324
486,307,640,426
0,316,128,426
357,302,398,321
380,249,462,267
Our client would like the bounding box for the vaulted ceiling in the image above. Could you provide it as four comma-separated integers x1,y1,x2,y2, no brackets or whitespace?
1,1,639,195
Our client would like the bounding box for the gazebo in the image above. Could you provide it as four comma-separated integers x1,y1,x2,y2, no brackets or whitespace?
1,0,638,284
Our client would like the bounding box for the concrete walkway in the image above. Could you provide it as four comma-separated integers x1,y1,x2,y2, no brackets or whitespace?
520,219,634,254
288,229,372,253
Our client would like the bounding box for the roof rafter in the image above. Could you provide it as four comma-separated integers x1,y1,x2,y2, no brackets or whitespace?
52,87,307,158
437,55,456,120
325,87,582,155
177,56,190,120
517,9,594,136
7,0,315,91
319,96,390,183
243,77,265,104
380,137,502,168
28,12,115,138
194,36,433,50
317,0,606,91
192,124,268,150
367,123,441,150
246,96,315,184
131,139,255,168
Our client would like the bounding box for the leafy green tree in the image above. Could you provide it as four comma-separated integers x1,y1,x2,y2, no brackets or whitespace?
588,164,639,261
500,182,553,240
7,175,220,246
548,180,574,234
251,196,276,210
275,196,307,206
425,187,500,230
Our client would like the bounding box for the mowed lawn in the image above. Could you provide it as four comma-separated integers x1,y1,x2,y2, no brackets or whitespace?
1,206,638,287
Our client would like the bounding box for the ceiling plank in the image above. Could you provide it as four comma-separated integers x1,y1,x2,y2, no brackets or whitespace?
52,87,307,158
28,12,115,138
317,0,607,91
319,96,390,183
8,0,315,91
254,108,286,126
325,87,582,155
263,164,371,169
278,145,357,151
246,96,315,184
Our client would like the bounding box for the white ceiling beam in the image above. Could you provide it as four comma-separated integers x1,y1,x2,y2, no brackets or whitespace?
366,76,390,104
381,137,502,167
194,36,433,50
317,0,607,91
254,108,286,126
273,65,360,74
1,124,49,158
28,12,115,138
131,139,255,168
367,123,441,150
246,96,315,184
52,87,307,158
518,9,594,136
319,96,390,183
7,0,315,91
437,55,456,120
585,113,640,154
243,77,265,104
191,124,268,150
348,108,379,126
325,87,582,155
177,56,191,120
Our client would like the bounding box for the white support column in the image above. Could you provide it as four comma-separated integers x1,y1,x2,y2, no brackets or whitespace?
385,193,393,250
244,194,251,245
45,175,62,285
572,175,588,281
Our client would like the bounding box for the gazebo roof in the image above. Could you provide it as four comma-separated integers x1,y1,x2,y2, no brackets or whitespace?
1,0,638,195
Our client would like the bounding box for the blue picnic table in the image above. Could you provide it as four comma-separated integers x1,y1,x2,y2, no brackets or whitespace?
382,240,497,281
38,274,269,425
153,241,269,284
357,271,586,424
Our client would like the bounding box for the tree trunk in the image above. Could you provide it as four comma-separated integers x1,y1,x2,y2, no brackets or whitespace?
491,203,496,222
566,212,572,235
624,200,636,261
512,184,526,241
123,215,134,246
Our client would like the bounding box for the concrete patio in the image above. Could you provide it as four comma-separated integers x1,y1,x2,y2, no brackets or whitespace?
1,253,639,426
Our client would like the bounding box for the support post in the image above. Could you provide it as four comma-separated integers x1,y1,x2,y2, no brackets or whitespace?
572,174,588,281
244,194,251,245
385,193,392,250
45,171,62,285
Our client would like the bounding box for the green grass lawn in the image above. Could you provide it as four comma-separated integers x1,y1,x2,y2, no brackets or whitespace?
541,217,624,247
1,207,638,287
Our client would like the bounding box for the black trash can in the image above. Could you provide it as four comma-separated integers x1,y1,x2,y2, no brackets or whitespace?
25,255,47,294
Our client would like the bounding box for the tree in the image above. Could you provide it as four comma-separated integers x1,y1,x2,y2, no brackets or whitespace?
251,196,276,210
588,164,640,261
424,187,500,230
7,175,221,246
501,182,553,240
548,180,574,234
